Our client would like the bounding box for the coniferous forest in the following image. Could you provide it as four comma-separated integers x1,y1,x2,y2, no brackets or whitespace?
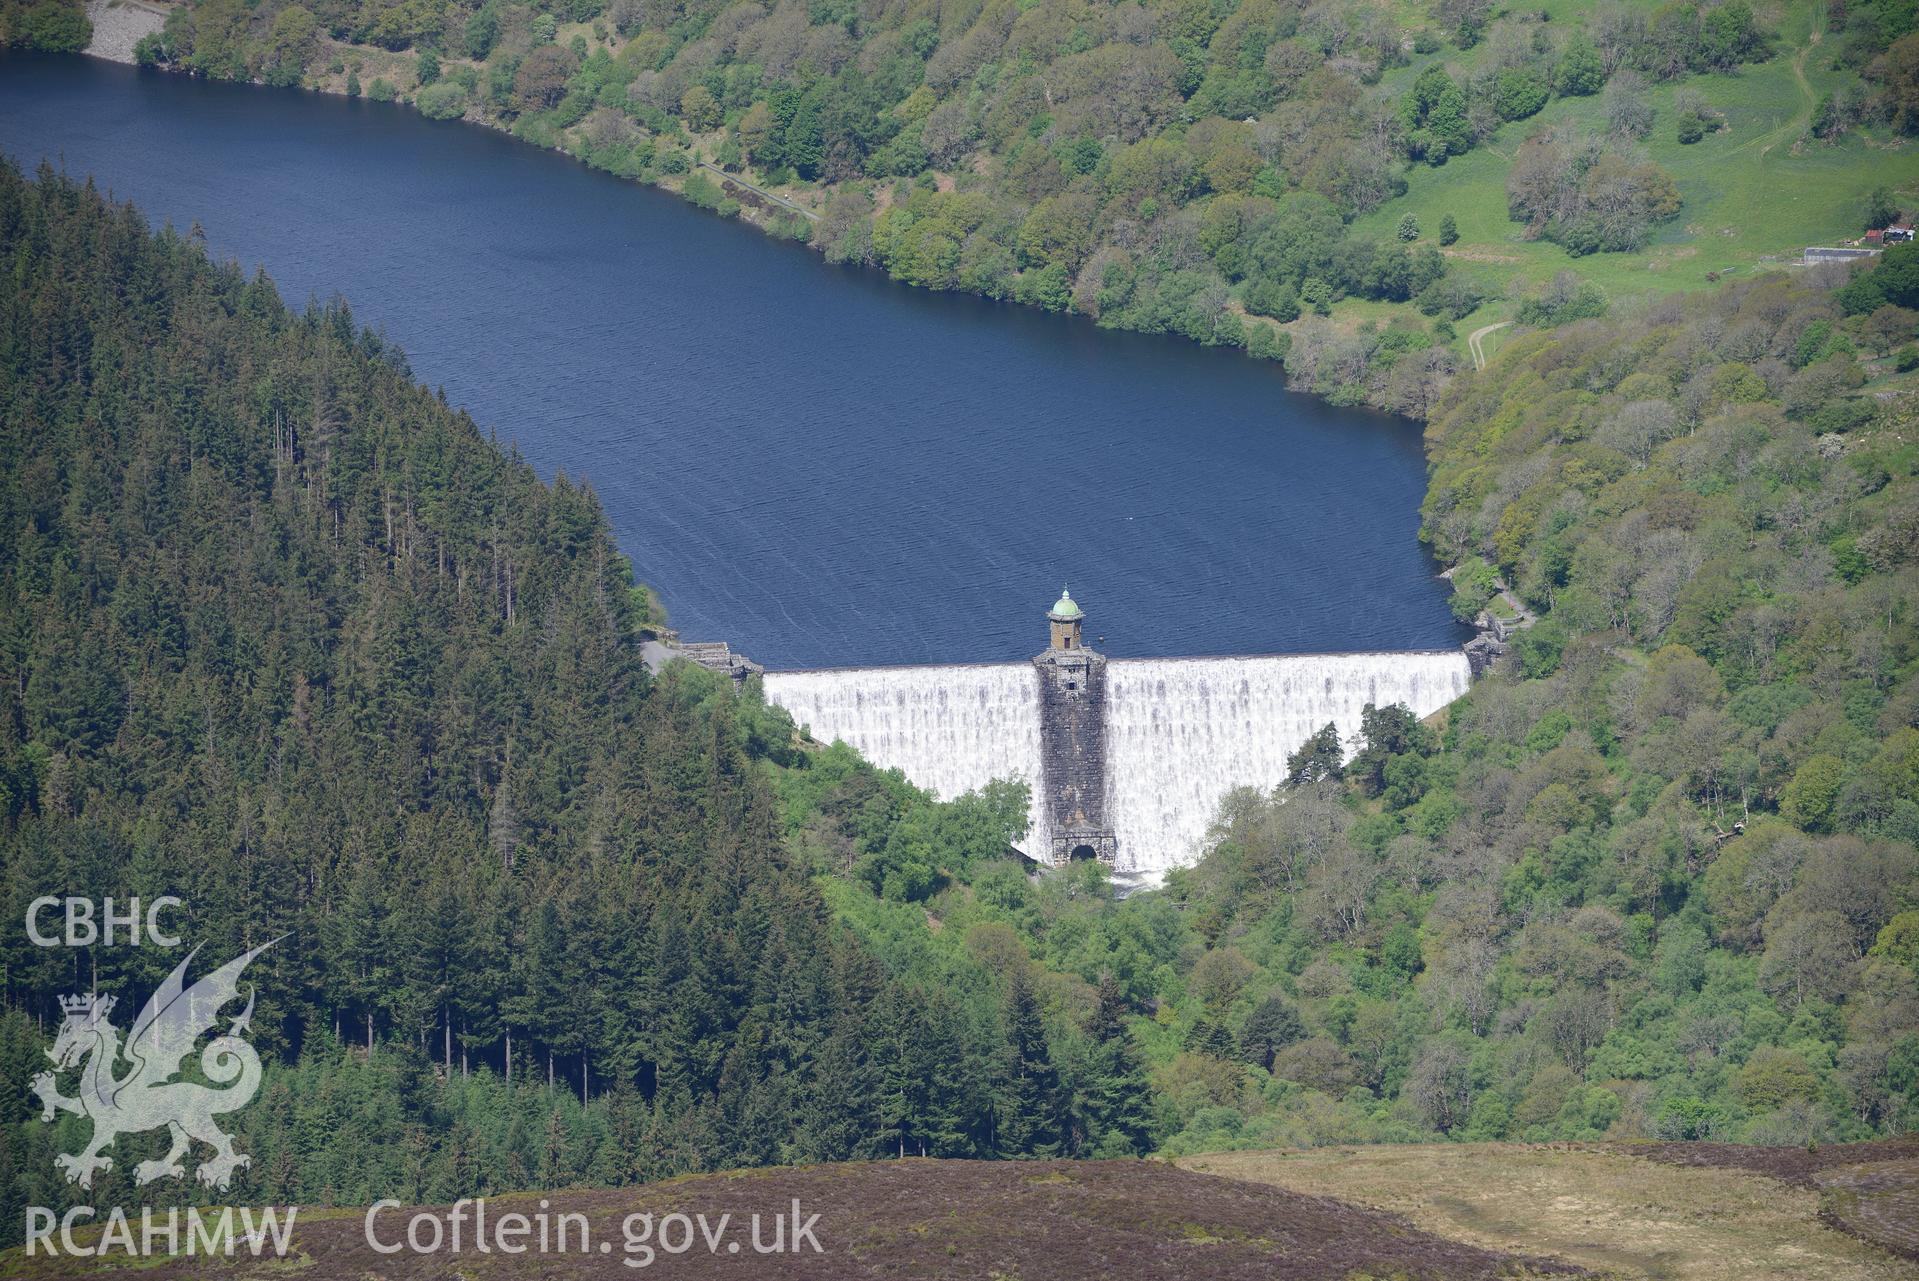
0,163,1152,1238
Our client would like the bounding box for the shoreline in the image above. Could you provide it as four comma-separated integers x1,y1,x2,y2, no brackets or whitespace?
82,0,168,65
63,39,1339,407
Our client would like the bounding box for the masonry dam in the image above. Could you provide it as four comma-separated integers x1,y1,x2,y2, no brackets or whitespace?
760,591,1471,878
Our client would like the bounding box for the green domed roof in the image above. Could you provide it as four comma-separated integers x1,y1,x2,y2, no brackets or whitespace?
1048,587,1083,620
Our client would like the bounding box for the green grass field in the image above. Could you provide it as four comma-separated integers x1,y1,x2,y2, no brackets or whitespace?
1337,3,1918,364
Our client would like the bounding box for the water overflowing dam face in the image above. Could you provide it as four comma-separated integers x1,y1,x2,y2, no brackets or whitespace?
1102,653,1472,872
760,663,1058,860
763,648,1471,877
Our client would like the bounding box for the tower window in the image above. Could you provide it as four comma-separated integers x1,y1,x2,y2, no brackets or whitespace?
1066,681,1077,690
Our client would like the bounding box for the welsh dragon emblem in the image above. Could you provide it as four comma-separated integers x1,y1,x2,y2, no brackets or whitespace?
31,939,278,1191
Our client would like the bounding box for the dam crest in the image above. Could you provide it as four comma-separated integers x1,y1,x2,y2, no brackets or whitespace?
761,592,1471,877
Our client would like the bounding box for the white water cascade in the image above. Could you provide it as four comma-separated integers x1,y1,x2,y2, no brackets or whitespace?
762,650,1470,877
1102,653,1471,873
762,664,1055,859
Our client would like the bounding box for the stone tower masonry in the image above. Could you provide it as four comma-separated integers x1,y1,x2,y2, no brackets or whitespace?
1033,588,1117,866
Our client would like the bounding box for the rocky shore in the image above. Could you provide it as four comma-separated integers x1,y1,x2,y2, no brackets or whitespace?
83,0,167,64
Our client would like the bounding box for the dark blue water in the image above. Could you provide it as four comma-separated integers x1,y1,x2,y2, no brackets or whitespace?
0,53,1465,668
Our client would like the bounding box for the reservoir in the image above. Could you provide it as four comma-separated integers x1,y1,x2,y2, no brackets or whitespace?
0,53,1466,669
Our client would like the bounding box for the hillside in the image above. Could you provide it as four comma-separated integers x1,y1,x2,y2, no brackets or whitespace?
12,1144,1916,1276
756,247,1919,1160
38,0,1919,411
2,1158,1583,1278
3,67,1919,1281
0,162,1164,1244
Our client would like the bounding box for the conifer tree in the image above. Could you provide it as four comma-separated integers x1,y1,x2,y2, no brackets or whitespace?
871,983,921,1159
997,970,1064,1157
1285,722,1345,786
916,983,986,1156
333,855,394,1054
1239,994,1305,1072
1079,974,1156,1157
